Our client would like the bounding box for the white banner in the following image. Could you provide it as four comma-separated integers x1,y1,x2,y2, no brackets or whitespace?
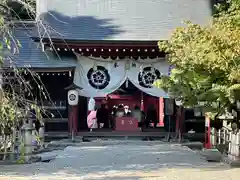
74,55,169,98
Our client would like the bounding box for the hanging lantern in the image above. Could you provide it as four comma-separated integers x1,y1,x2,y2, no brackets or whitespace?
175,99,183,106
67,90,79,106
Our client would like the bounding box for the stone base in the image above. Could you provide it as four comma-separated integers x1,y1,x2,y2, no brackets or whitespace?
0,156,41,165
216,144,228,154
200,148,223,162
182,142,203,150
223,155,240,167
228,154,240,161
40,154,56,163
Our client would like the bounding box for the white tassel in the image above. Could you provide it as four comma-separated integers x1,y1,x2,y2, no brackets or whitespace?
88,98,95,111
93,62,97,71
140,65,143,75
126,79,129,88
41,43,45,52
150,64,155,73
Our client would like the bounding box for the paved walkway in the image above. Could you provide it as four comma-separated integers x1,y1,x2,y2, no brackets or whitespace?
0,141,238,180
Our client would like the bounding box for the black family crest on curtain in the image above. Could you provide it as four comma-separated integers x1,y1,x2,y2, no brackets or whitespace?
138,66,161,88
87,66,110,89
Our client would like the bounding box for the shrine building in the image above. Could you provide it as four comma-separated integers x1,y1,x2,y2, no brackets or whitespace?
4,0,212,137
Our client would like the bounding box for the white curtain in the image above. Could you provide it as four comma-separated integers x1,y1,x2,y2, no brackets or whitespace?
74,56,127,97
127,59,169,97
74,55,170,98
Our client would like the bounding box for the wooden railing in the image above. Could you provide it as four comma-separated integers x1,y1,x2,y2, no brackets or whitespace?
210,128,240,160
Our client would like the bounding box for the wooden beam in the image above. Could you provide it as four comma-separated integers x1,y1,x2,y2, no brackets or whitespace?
30,67,75,72
31,37,160,47
1,67,75,73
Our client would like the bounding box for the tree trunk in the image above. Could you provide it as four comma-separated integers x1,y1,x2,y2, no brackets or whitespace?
0,72,3,106
10,127,16,161
0,71,3,102
2,135,8,161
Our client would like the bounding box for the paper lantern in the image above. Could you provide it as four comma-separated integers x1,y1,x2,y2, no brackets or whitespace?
67,90,79,106
175,99,182,106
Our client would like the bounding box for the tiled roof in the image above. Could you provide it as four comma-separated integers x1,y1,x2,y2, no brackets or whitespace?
4,25,77,68
36,0,212,41
5,0,213,68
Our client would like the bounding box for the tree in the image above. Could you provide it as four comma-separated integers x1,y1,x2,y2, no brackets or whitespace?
155,0,240,117
6,0,36,20
0,0,50,161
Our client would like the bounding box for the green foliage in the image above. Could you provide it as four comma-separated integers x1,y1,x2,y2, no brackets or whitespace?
7,0,36,20
157,0,240,116
0,1,47,161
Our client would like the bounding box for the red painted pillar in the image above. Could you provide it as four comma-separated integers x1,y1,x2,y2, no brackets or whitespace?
204,115,212,149
159,97,164,126
68,105,78,136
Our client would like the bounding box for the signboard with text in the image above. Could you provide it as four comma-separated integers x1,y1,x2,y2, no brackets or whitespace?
164,98,174,115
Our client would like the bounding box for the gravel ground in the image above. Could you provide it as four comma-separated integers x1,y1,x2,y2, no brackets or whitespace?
0,141,238,180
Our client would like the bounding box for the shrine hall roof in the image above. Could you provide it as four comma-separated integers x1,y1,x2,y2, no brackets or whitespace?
36,0,212,41
3,26,77,68
7,0,213,68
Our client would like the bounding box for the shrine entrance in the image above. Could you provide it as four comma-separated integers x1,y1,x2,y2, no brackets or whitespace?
66,50,170,135
87,81,163,133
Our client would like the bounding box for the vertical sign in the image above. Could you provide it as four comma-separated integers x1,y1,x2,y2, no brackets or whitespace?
164,98,174,115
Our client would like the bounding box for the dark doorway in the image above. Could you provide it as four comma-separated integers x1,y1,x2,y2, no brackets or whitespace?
78,96,88,131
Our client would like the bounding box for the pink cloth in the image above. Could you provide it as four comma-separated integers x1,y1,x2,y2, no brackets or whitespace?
87,111,97,128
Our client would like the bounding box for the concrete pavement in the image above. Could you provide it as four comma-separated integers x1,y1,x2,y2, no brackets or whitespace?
0,140,238,180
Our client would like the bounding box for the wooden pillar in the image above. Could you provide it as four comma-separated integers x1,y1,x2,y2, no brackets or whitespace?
180,107,185,134
175,108,179,134
67,89,79,139
204,114,212,149
68,105,78,136
175,106,184,135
